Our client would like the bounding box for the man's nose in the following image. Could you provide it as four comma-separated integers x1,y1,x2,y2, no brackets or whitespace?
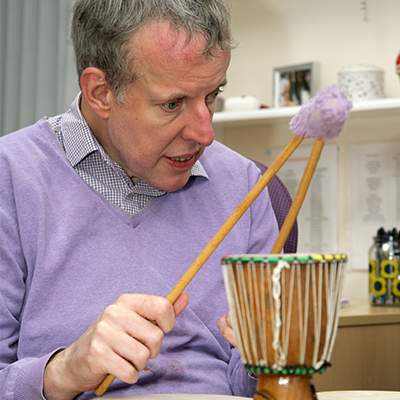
181,104,214,146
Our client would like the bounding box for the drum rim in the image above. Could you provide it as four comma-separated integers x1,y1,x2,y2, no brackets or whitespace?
222,253,348,263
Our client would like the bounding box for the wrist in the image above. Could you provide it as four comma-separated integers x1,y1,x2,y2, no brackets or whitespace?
43,350,82,400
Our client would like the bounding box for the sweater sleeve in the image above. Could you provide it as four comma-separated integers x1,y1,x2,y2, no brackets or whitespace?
0,194,50,399
0,353,56,400
226,347,258,397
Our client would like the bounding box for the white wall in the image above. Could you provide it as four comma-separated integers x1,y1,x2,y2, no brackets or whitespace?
219,0,400,301
224,0,400,104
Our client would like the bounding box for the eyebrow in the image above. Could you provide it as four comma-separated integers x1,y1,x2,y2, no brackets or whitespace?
219,79,228,89
163,78,229,104
164,93,186,104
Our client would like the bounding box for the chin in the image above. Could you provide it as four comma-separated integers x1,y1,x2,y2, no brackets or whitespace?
152,175,191,193
160,181,188,193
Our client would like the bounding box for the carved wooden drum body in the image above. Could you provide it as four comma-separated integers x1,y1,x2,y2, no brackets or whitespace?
222,254,347,400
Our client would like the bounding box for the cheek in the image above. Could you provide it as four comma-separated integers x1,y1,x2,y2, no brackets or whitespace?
113,129,161,167
108,113,141,148
109,108,183,162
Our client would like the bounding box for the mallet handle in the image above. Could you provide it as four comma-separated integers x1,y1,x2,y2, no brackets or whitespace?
271,138,325,254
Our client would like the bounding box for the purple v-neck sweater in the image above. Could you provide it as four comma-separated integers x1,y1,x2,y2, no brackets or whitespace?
0,119,278,399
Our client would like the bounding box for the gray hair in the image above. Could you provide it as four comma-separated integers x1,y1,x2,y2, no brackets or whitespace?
71,0,234,102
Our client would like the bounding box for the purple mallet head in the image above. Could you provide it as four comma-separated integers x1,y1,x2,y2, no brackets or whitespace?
289,85,352,140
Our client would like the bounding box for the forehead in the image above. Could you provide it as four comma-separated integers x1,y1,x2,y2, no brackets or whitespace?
131,21,229,75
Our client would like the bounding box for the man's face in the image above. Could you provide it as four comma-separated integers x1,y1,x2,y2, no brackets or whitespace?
104,22,231,192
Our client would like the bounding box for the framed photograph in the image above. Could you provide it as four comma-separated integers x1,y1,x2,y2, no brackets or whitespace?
273,62,319,108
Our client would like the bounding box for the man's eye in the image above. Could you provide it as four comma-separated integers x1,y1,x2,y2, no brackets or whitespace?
207,88,224,103
163,101,179,110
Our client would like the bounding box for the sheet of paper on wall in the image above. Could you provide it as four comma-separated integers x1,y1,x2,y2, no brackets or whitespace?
267,144,338,254
348,141,400,271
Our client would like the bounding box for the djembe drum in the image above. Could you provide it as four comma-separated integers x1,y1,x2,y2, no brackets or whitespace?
222,253,347,400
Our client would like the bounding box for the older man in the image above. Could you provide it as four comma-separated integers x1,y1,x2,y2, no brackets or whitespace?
0,1,278,399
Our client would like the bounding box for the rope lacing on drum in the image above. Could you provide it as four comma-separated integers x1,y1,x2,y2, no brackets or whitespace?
271,259,291,369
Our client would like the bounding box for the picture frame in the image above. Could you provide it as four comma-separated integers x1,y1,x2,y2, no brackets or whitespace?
273,62,319,108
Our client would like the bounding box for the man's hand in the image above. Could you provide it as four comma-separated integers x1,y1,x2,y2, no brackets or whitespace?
218,310,237,347
43,292,189,400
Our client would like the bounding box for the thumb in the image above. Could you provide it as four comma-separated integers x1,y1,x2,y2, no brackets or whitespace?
172,291,190,317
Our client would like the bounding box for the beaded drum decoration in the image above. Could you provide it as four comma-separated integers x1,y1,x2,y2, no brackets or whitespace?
222,254,347,400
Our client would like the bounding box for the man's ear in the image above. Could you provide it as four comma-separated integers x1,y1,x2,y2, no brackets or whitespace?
80,67,113,119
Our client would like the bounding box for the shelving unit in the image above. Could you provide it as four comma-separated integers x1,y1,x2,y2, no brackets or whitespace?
212,97,400,127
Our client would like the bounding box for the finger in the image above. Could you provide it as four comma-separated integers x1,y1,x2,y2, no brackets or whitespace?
108,327,154,370
77,319,144,384
99,303,166,359
94,348,141,386
83,318,156,384
173,291,190,317
225,309,233,327
115,294,176,333
218,312,237,347
99,303,158,340
99,333,150,383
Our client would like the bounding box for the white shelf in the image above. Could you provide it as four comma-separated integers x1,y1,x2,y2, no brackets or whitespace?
212,97,400,127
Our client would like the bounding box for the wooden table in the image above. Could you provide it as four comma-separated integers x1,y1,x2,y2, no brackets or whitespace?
314,299,400,392
102,396,251,400
103,392,400,399
318,391,400,399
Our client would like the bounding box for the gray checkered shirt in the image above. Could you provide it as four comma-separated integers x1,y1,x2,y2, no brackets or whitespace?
46,93,209,216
